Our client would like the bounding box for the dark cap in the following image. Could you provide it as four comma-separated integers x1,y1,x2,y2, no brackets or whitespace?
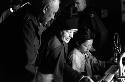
75,28,95,45
65,16,79,29
58,16,79,30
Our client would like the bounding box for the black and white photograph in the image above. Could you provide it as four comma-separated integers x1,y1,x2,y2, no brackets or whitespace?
0,0,125,82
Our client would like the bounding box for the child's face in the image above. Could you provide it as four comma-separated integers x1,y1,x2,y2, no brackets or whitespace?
81,39,93,52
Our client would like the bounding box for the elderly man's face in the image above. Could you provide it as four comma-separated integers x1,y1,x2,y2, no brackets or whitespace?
44,0,59,24
74,0,86,12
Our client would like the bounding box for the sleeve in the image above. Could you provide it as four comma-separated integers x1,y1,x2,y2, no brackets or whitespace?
38,43,62,73
63,50,83,82
64,63,83,82
72,53,81,72
89,54,111,74
67,50,79,71
0,9,12,24
23,17,39,73
67,50,74,66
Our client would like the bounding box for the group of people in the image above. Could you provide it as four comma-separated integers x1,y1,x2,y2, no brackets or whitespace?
1,0,115,82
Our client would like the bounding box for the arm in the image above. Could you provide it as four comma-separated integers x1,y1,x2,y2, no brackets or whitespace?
64,63,83,82
64,50,94,82
68,50,81,72
0,9,12,24
64,63,94,82
89,53,112,74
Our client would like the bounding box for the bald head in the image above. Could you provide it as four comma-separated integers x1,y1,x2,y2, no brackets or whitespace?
74,0,86,12
42,0,60,24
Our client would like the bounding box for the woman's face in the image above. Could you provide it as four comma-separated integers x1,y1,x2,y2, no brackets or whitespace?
81,39,93,52
62,29,78,43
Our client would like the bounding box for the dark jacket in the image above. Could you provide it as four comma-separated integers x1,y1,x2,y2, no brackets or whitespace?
1,6,44,82
37,33,82,82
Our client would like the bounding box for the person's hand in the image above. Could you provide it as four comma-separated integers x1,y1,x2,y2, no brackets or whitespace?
108,57,117,65
80,76,94,82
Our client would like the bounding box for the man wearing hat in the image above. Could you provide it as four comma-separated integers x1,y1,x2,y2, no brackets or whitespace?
36,16,94,82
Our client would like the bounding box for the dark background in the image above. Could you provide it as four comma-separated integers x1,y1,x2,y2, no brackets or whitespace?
0,0,123,81
91,0,123,60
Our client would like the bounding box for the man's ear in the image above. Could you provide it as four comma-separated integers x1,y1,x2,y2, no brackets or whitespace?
60,31,63,36
43,6,47,14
